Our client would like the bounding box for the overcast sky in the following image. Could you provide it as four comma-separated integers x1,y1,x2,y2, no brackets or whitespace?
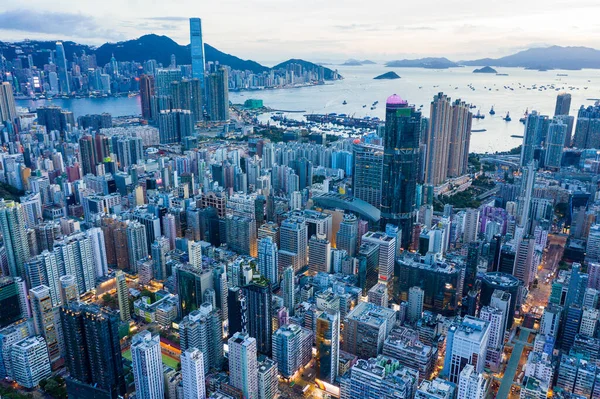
1,0,599,65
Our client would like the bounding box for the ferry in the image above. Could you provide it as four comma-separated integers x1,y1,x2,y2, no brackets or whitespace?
489,106,495,115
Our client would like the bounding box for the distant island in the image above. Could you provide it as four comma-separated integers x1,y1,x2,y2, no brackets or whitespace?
473,66,497,73
374,71,400,80
342,59,377,66
385,57,459,69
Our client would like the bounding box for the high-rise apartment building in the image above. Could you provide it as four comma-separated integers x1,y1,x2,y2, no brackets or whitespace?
0,82,17,123
206,68,229,121
282,266,295,316
258,237,279,287
278,216,308,273
555,93,572,116
29,285,61,367
316,309,340,384
352,143,383,207
337,214,358,256
179,303,224,373
228,332,258,399
139,74,155,120
456,364,488,399
0,277,24,328
10,336,51,388
244,279,272,355
272,323,312,378
0,201,31,279
424,93,453,185
181,348,206,399
116,270,130,322
308,235,332,274
408,286,424,323
343,302,396,359
131,331,164,399
447,99,472,178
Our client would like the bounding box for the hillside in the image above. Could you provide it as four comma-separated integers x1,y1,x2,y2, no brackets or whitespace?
272,59,340,80
461,46,600,70
385,57,459,69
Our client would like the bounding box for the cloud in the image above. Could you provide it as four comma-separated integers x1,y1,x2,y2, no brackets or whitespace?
0,10,124,40
397,26,436,31
333,23,381,32
143,16,189,22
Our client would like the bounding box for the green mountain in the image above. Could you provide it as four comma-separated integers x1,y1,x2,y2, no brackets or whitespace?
272,58,339,80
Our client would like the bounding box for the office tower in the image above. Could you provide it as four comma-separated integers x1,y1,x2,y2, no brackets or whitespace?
180,303,224,373
244,280,272,355
381,94,421,247
79,135,97,176
308,235,332,274
343,302,396,359
0,277,22,328
54,233,96,294
151,236,170,280
316,310,340,384
206,67,229,121
131,331,164,399
442,316,490,383
456,364,488,399
362,231,396,282
59,275,78,305
87,227,108,278
116,270,130,322
352,143,383,207
555,93,572,116
60,303,125,398
29,285,60,367
521,111,549,166
228,332,258,399
258,237,278,287
176,264,214,317
573,104,600,148
545,118,567,169
565,263,588,309
126,221,148,271
408,286,424,323
513,237,535,285
257,357,278,399
226,215,258,257
278,216,308,273
282,266,295,316
424,93,452,185
10,336,51,388
181,348,206,399
337,214,358,256
56,42,70,94
0,82,17,123
158,109,194,144
462,208,480,243
139,74,155,120
0,201,31,279
272,324,312,378
190,18,205,87
562,305,582,352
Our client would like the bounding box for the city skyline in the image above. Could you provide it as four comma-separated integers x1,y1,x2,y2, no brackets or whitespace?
1,0,600,63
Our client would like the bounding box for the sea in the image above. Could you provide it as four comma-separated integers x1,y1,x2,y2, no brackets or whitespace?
17,64,600,153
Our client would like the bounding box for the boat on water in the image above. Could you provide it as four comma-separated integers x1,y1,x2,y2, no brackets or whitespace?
473,110,485,119
342,100,347,105
373,101,379,105
472,129,487,132
370,106,376,110
362,105,367,108
469,105,477,109
519,108,529,123
503,112,511,122
489,106,495,115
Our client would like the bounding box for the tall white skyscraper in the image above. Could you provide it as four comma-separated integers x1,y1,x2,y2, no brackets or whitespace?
189,240,203,270
457,364,488,399
10,336,51,388
258,357,278,399
131,331,164,399
443,316,490,383
282,266,295,317
29,285,61,367
361,231,396,282
228,332,258,399
258,237,279,287
181,348,206,399
308,235,332,274
54,233,96,294
408,286,424,323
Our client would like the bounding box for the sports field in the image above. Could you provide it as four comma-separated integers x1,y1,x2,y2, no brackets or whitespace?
122,348,180,369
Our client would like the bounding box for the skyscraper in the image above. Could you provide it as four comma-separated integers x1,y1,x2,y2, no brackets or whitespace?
352,143,383,207
456,364,488,399
408,286,424,323
56,42,70,94
60,303,126,398
282,266,295,316
545,118,567,169
10,336,51,389
0,82,17,123
555,93,572,116
131,331,164,399
521,111,549,165
206,67,229,121
116,270,130,322
0,200,31,279
189,18,206,88
381,95,421,247
424,93,452,185
29,285,61,367
139,74,155,120
0,277,22,328
257,357,278,399
59,275,79,305
316,309,340,384
181,348,206,399
79,135,97,176
308,235,332,274
462,208,480,244
244,279,272,355
272,323,313,378
278,216,308,273
228,332,258,399
337,214,358,256
126,221,148,271
447,99,473,178
258,237,279,287
442,316,490,383
179,303,224,373
573,104,600,149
